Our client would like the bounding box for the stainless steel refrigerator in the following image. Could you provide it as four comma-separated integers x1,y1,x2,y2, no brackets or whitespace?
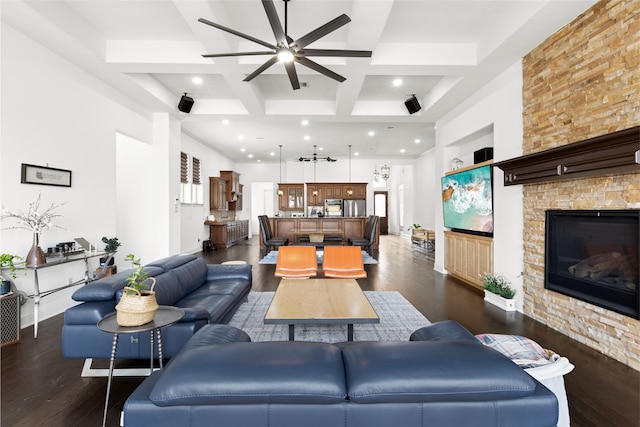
343,199,366,217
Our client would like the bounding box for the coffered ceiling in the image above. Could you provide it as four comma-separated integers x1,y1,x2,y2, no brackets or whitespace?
2,0,597,162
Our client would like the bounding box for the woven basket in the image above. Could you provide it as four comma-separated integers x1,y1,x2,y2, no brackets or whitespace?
115,278,158,327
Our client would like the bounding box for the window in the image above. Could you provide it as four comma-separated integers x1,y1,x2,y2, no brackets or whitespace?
180,152,203,204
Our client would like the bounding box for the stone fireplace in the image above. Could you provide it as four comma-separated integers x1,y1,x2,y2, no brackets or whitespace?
514,0,639,370
545,210,639,320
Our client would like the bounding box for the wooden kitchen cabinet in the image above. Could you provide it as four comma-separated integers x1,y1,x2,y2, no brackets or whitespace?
307,185,324,206
444,231,493,291
205,220,249,249
323,184,343,199
220,171,240,200
343,183,367,199
209,177,228,211
278,183,304,211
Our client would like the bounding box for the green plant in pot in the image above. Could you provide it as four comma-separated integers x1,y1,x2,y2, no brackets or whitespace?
480,272,516,299
101,236,121,254
115,254,158,326
0,253,25,295
100,236,120,267
408,223,422,231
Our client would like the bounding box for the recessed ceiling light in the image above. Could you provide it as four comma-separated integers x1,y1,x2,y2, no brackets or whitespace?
192,76,203,85
368,131,375,137
318,147,324,151
301,120,309,126
400,149,406,153
222,119,230,125
354,152,360,156
248,154,253,158
240,148,246,152
257,159,261,162
392,78,403,87
414,139,421,143
238,135,244,140
270,152,275,156
304,135,310,140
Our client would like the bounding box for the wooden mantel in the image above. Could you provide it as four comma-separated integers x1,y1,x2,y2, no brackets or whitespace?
494,126,639,186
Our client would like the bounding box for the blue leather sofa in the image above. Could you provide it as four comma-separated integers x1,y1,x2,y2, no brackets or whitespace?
122,321,559,427
61,254,252,362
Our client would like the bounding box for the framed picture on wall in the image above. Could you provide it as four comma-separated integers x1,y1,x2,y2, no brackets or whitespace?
21,163,72,187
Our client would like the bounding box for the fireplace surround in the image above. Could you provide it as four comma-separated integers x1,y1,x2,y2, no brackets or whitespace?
545,210,640,319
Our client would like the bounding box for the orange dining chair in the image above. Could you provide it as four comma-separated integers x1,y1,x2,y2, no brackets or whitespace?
275,246,318,279
322,246,367,279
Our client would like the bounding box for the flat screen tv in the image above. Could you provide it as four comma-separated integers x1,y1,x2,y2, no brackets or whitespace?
441,164,494,236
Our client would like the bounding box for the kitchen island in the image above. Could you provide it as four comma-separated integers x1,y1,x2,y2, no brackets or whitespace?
262,217,379,251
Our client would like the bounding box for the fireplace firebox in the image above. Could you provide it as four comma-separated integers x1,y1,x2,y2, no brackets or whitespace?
545,210,639,319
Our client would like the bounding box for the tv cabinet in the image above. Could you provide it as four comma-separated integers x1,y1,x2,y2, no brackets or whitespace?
444,231,493,291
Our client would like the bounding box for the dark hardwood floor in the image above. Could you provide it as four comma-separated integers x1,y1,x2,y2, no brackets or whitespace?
1,235,638,426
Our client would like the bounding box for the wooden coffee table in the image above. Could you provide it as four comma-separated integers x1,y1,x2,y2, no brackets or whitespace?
264,278,379,341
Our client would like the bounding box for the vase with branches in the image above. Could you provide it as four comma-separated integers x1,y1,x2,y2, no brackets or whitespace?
1,192,66,266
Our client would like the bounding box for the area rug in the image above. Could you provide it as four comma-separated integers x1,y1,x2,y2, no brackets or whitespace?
228,291,430,342
258,249,378,265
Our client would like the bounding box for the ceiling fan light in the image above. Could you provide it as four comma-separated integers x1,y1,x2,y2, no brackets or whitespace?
277,49,295,63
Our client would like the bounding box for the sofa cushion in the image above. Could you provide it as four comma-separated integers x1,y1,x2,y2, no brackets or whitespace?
149,342,347,406
193,280,251,300
172,259,207,296
146,254,197,271
175,294,236,323
149,271,185,306
71,266,164,302
343,341,536,403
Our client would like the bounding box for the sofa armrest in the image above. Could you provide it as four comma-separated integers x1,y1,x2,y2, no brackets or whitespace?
206,264,252,282
409,320,479,343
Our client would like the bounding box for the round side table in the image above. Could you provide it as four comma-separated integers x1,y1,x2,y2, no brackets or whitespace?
98,306,184,427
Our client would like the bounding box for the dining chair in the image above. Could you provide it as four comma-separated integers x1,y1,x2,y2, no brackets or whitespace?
348,215,379,256
275,246,318,279
258,215,288,258
322,246,367,279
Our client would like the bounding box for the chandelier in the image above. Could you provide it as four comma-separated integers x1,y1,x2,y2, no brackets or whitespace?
381,164,390,180
373,164,390,182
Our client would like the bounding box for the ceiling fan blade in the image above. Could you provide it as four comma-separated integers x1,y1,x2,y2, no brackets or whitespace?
284,61,301,90
291,14,351,49
243,56,279,82
300,48,372,58
198,18,276,50
262,0,287,46
202,51,274,58
296,56,346,83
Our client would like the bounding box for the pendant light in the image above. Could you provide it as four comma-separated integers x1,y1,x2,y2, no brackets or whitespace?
345,145,354,196
277,145,284,196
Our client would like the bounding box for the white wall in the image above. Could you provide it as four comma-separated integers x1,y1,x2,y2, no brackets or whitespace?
0,24,153,326
180,134,235,253
434,61,525,310
0,23,235,328
413,148,438,232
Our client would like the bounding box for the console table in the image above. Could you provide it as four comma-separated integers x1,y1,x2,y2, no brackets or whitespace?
26,251,113,338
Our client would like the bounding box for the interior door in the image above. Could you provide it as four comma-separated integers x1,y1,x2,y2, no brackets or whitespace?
374,191,389,235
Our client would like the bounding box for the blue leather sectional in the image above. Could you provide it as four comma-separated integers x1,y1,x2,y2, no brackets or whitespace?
62,254,252,360
122,321,559,427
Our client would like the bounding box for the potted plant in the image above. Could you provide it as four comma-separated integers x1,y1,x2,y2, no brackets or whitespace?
480,272,516,311
101,236,121,254
100,236,120,267
114,254,158,326
0,253,25,295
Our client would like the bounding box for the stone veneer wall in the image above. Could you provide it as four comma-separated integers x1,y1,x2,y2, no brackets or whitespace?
522,0,640,370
